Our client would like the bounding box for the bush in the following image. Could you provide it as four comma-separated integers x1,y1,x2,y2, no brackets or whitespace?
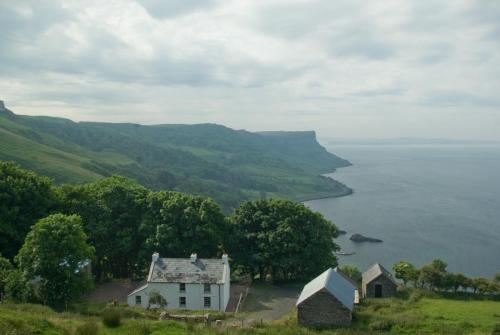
126,321,151,335
75,321,99,335
368,319,394,331
102,308,121,328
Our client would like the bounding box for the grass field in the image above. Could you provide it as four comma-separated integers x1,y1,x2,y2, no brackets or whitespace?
0,289,498,335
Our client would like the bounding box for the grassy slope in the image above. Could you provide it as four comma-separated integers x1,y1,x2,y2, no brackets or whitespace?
1,293,498,335
0,107,351,210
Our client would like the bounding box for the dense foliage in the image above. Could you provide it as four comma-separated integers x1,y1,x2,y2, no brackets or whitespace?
0,108,351,211
229,199,339,282
142,191,227,264
16,214,95,309
56,177,149,280
393,259,499,294
0,162,57,259
0,162,341,307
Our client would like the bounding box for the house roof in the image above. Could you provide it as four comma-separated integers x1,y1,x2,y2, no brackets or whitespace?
362,263,397,285
148,257,228,284
296,268,355,311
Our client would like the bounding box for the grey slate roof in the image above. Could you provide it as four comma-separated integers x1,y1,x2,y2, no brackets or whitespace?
296,267,355,311
148,258,227,284
362,263,397,285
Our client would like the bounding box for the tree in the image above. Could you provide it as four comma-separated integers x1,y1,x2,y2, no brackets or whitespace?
339,264,362,284
142,191,226,270
393,261,419,286
4,269,32,302
494,273,500,284
0,161,57,259
448,273,468,293
148,291,167,309
16,214,94,309
230,199,339,282
418,259,448,290
0,253,13,299
57,176,149,280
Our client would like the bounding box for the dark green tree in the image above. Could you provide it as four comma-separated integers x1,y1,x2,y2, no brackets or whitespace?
339,264,362,284
57,176,149,280
16,214,94,309
142,191,226,266
0,161,57,259
4,269,32,302
393,261,420,286
418,259,448,290
230,199,339,282
0,253,13,299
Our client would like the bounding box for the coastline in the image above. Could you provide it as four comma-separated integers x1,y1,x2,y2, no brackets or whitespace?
297,167,354,203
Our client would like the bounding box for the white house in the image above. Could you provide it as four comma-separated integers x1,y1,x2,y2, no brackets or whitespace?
127,253,230,311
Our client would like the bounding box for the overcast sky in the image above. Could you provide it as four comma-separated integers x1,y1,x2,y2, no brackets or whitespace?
1,0,499,140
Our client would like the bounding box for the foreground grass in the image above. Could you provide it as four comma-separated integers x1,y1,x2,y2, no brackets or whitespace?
0,291,498,335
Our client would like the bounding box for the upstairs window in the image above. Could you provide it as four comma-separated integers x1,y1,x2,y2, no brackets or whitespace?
204,283,211,293
179,283,186,292
179,296,186,307
135,295,141,305
204,296,211,308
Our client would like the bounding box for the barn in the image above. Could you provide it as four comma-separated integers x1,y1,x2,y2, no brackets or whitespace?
296,267,356,328
362,263,397,298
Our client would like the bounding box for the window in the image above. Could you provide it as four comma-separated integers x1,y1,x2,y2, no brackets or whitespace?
204,283,211,293
204,296,211,308
179,283,186,292
135,295,141,305
179,296,186,307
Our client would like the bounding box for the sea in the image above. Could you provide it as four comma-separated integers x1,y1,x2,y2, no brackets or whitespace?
305,144,500,278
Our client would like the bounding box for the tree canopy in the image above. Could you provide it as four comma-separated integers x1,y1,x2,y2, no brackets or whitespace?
0,161,57,259
16,214,94,309
142,191,226,265
56,176,149,280
230,199,339,282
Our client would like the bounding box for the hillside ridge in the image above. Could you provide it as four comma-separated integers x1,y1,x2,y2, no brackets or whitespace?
0,102,351,210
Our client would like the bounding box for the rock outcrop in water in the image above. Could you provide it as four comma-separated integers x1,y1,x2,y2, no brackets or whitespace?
350,234,383,243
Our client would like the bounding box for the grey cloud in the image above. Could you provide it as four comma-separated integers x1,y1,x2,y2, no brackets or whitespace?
135,0,217,19
420,91,500,108
351,87,407,98
255,1,396,60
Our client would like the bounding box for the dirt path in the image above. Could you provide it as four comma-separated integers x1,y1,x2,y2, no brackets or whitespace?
237,283,301,322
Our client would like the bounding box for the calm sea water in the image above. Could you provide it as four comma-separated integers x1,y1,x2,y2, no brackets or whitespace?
305,145,500,278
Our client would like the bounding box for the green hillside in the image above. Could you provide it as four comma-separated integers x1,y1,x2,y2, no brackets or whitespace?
0,103,351,210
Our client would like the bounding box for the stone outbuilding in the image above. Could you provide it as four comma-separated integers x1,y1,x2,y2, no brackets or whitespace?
296,267,356,328
362,263,397,298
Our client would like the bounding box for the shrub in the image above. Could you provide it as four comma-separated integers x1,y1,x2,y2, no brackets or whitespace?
75,321,99,335
126,321,151,335
102,308,121,328
368,319,394,331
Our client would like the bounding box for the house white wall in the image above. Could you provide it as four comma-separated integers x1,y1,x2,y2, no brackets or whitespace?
127,278,230,311
127,254,230,311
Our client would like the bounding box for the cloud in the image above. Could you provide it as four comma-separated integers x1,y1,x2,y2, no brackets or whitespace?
0,0,499,140
135,0,217,19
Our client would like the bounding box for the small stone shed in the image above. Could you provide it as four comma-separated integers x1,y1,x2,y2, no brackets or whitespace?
362,263,397,298
296,267,356,328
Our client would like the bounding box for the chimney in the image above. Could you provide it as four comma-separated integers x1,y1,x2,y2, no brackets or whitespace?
152,252,159,263
222,254,228,264
190,253,197,263
0,101,5,110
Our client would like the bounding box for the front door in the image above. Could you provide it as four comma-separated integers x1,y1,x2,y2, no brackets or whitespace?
374,284,382,298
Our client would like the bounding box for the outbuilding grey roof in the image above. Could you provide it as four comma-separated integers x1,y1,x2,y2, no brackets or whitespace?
296,267,355,311
362,263,397,285
148,257,227,284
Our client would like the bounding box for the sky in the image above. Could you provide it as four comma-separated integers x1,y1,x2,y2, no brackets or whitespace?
1,0,500,140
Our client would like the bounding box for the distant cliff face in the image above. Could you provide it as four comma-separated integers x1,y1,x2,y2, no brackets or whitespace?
0,104,351,210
